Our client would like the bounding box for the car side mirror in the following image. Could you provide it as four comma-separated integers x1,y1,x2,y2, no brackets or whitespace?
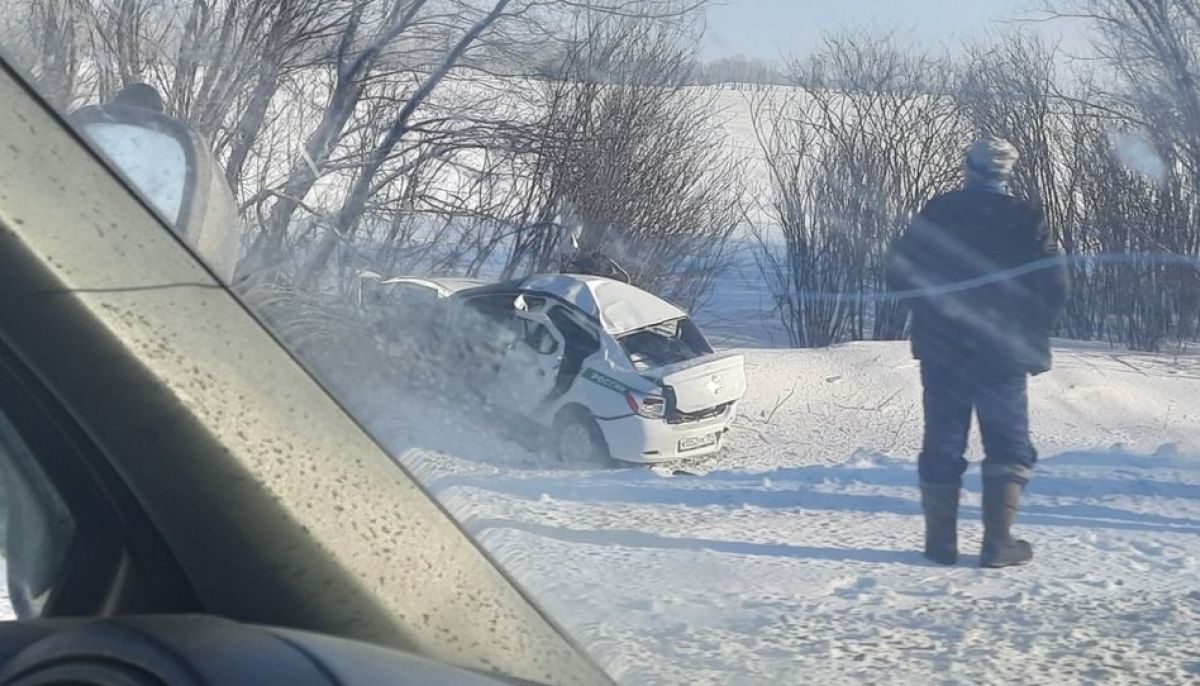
68,103,241,283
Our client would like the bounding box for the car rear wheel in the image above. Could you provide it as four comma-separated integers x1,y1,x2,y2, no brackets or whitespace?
552,411,611,466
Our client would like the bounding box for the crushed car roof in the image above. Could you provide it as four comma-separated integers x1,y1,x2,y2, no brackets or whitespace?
518,274,687,336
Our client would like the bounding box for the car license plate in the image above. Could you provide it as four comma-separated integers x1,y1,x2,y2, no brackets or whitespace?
679,433,718,453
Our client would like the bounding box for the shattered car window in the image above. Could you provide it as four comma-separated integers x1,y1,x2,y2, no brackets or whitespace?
619,318,713,371
522,321,559,356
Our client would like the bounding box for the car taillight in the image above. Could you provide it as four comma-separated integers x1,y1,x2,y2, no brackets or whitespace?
626,392,666,419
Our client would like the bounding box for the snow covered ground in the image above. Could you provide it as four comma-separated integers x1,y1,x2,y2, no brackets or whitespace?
2,337,1197,683
352,340,1200,685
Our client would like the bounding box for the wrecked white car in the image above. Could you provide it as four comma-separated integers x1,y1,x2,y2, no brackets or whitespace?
372,273,747,464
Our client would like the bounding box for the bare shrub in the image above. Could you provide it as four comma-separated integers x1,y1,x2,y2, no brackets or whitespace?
753,33,967,347
503,10,741,309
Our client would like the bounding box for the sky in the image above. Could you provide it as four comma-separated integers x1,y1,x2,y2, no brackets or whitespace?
702,0,1088,62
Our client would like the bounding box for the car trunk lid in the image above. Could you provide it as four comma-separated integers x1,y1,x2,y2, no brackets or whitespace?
643,353,746,413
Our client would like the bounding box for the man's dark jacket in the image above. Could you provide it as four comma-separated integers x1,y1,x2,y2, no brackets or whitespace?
886,188,1070,375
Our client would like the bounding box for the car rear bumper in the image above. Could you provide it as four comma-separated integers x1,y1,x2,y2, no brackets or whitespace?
596,406,735,463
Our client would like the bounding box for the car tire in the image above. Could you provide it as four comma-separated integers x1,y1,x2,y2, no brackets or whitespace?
552,410,612,466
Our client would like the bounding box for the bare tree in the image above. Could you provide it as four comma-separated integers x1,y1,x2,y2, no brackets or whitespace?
226,0,708,283
753,33,967,346
1034,2,1200,350
750,93,859,347
292,0,519,288
1048,0,1200,177
499,9,740,309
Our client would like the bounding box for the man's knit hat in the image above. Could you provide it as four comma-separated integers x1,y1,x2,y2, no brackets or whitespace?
966,136,1019,179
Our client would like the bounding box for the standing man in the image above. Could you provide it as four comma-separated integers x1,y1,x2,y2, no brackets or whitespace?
886,137,1069,568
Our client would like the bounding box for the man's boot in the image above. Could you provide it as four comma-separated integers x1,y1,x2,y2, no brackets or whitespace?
920,482,960,565
980,477,1033,568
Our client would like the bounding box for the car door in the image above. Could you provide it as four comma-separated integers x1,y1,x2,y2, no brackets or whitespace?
381,281,443,349
487,311,566,417
449,293,523,396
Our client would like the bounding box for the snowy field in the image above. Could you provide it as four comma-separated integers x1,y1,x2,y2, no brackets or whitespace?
1,339,1197,683
350,340,1200,685
2,311,1197,682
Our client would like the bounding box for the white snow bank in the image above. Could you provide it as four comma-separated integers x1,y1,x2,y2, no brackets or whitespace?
355,340,1200,685
5,339,1181,681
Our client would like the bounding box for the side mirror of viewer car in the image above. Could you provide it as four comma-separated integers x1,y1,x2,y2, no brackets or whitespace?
68,89,242,283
